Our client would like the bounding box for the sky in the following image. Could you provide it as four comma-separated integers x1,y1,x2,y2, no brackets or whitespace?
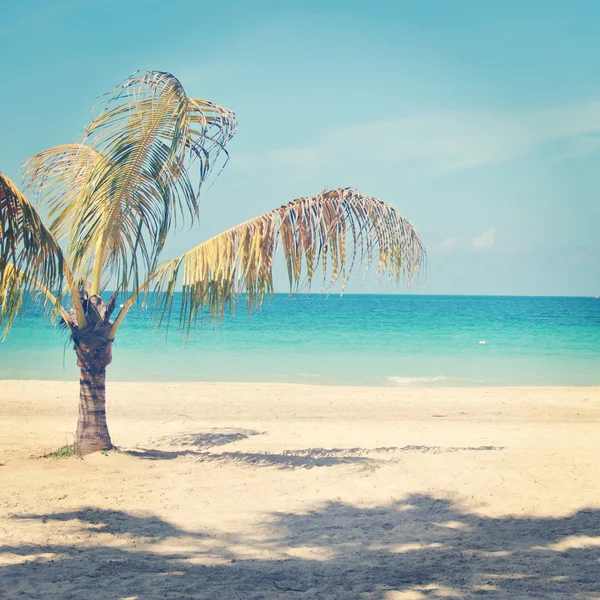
1,0,599,296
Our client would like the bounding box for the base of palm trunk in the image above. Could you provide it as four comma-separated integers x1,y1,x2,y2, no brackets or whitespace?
74,366,112,455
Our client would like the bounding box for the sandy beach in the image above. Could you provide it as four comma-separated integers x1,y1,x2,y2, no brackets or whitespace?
1,381,599,599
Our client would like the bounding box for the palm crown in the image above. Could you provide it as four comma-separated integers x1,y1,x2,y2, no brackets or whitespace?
0,70,426,455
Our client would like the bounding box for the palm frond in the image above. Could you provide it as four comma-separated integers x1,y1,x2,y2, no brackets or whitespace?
22,144,111,242
146,187,426,334
24,71,237,295
0,174,66,335
82,70,237,293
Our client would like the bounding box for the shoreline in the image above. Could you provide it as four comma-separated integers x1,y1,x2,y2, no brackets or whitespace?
3,378,600,388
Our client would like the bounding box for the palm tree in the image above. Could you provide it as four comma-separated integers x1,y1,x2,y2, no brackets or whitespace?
0,71,426,455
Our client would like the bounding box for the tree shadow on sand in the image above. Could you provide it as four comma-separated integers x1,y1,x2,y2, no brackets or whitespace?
153,429,265,449
126,447,380,470
125,429,503,471
2,494,599,599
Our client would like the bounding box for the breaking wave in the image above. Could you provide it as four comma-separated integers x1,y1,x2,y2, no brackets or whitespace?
387,375,449,385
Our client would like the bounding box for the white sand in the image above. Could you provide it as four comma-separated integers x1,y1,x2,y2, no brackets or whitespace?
1,381,599,599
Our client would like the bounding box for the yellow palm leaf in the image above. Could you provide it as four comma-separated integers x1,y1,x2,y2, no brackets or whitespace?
134,187,425,335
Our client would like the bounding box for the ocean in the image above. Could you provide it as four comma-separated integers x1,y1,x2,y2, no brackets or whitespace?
1,294,599,386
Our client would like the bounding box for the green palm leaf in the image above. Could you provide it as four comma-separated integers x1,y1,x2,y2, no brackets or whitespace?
24,70,237,296
0,174,66,335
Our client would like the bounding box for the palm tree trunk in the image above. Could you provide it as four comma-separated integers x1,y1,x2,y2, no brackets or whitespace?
72,315,114,455
75,365,112,455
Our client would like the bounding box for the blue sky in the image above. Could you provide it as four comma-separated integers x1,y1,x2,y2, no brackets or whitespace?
2,0,599,295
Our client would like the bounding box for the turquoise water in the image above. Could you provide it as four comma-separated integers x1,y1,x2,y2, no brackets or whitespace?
1,294,599,386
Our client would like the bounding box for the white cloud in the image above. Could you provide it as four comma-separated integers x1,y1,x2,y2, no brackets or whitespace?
439,237,458,252
233,101,600,182
472,228,496,250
